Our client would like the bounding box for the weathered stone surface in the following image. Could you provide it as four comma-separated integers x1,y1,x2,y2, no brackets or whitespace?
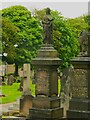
60,67,73,117
42,8,53,44
35,66,58,97
23,64,31,95
71,69,88,87
20,64,32,117
67,25,90,119
32,97,61,109
67,110,90,118
29,107,63,119
69,98,90,111
79,30,88,56
20,95,33,116
7,75,14,85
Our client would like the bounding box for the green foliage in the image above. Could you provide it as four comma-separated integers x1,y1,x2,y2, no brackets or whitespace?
52,11,80,67
84,14,90,24
83,14,90,33
2,17,20,63
2,5,43,66
0,40,2,54
66,16,88,39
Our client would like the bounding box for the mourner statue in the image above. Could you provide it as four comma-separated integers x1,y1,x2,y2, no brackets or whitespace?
79,29,88,56
42,8,53,44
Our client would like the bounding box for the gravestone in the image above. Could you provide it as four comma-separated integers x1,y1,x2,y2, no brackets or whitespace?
6,64,15,75
7,75,14,85
29,8,63,120
67,19,90,118
20,64,33,117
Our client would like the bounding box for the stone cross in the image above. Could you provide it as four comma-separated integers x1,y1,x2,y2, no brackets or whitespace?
20,64,33,116
23,64,31,95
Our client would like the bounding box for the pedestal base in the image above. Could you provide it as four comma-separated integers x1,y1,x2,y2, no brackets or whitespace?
67,98,90,119
33,96,61,109
67,110,90,119
29,107,63,120
28,97,63,120
20,95,33,116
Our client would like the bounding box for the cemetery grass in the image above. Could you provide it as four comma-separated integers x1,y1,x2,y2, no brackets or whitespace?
1,83,22,104
1,81,35,104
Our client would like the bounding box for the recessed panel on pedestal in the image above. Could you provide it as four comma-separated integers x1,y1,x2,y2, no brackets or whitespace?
36,69,49,96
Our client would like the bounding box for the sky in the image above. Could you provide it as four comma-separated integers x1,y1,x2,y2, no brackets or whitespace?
1,0,90,18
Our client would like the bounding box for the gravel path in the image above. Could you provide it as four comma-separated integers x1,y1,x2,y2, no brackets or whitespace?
0,101,19,116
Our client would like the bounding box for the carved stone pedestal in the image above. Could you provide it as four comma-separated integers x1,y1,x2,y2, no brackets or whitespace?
29,97,63,120
67,57,90,119
20,95,33,116
28,45,63,120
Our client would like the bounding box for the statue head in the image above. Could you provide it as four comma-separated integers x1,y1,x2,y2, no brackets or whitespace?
46,8,51,15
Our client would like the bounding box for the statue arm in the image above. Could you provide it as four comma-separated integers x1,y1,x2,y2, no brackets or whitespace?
42,20,50,24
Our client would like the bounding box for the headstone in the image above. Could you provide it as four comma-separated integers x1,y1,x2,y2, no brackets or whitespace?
0,65,5,77
29,8,63,120
20,64,33,117
6,64,15,75
7,75,14,85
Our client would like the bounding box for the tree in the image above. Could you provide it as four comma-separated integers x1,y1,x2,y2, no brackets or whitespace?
83,14,90,34
34,9,80,67
1,17,20,63
2,6,42,75
66,16,88,40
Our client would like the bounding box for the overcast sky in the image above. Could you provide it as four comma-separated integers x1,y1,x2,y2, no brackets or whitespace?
1,0,89,18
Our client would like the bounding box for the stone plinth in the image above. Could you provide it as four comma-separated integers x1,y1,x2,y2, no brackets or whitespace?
67,56,90,119
29,45,63,120
20,64,32,117
20,95,33,117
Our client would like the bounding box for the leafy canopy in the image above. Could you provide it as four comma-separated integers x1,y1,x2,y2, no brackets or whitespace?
2,5,43,65
1,17,20,63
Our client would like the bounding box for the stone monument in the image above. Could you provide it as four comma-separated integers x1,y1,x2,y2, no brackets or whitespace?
67,17,90,118
79,29,88,56
20,64,33,117
7,74,14,85
42,8,53,44
28,8,63,120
